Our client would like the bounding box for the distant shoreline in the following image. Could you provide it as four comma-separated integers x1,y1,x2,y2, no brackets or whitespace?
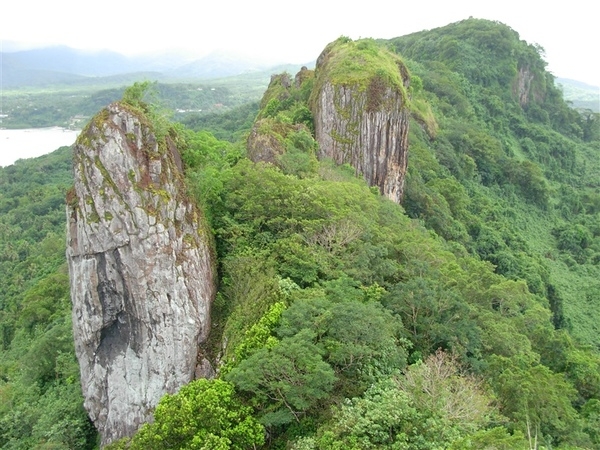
0,127,80,167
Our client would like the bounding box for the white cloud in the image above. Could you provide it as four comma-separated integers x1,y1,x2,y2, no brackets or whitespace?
2,0,598,85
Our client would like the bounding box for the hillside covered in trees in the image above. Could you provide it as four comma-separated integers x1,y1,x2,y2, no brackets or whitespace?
0,18,599,449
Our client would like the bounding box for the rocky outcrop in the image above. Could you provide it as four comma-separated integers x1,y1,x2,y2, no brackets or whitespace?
247,120,313,167
246,40,410,202
66,103,215,446
513,64,545,106
246,119,287,165
312,39,410,203
246,70,317,169
514,64,539,107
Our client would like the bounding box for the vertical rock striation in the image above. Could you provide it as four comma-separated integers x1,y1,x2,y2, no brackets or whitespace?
66,103,215,446
246,40,410,203
312,39,411,203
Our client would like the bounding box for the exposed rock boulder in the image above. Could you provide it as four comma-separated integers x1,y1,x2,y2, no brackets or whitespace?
295,66,312,88
246,118,287,165
247,119,314,169
66,103,215,446
246,71,317,171
311,38,410,203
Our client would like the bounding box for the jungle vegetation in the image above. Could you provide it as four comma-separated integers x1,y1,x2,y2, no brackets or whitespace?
1,18,599,450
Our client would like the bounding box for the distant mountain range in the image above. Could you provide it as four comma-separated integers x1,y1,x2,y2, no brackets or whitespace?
556,78,600,111
2,46,596,113
1,46,294,88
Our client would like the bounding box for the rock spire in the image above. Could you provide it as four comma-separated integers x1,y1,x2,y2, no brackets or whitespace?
66,102,215,445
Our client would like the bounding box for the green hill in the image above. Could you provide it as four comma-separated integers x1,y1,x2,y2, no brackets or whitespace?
388,18,600,346
557,78,600,112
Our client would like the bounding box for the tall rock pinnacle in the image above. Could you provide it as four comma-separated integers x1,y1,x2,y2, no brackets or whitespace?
312,38,410,203
246,38,410,203
66,102,215,445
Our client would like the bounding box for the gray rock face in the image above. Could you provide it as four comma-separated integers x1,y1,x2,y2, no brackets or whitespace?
313,82,409,203
514,65,544,106
66,103,215,446
312,48,410,203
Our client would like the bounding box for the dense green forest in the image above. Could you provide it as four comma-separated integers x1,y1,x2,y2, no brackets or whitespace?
1,18,599,449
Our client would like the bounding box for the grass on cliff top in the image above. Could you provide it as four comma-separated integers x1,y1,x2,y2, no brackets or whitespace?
320,37,408,93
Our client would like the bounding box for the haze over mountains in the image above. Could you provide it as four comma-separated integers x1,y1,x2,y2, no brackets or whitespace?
3,44,597,112
1,46,295,88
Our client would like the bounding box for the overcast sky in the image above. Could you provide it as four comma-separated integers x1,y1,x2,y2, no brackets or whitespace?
2,0,599,86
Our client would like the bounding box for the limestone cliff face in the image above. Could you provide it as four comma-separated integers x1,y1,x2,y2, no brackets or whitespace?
66,103,215,445
312,39,410,203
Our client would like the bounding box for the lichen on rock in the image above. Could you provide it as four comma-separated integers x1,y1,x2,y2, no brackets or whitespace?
66,102,215,446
